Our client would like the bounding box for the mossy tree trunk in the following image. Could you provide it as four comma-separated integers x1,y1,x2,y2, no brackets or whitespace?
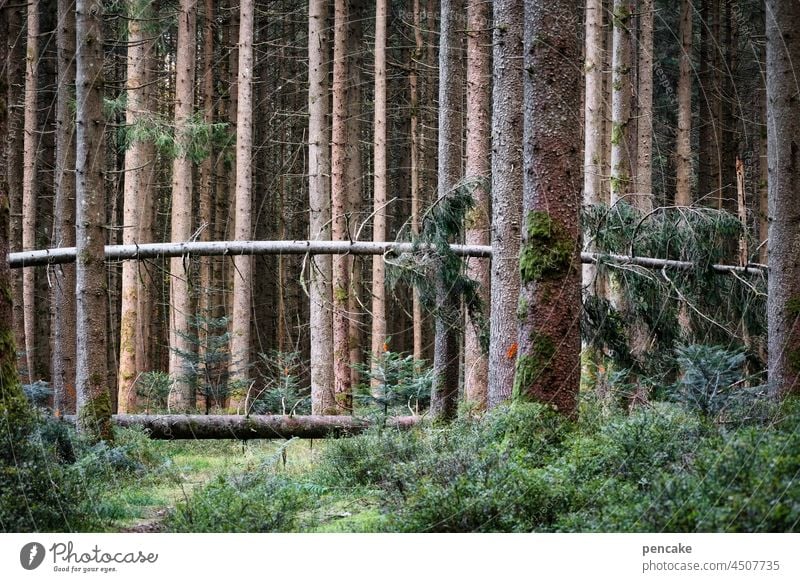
766,0,800,399
514,0,581,416
609,0,633,203
75,0,112,442
52,0,77,415
488,0,523,408
429,0,464,423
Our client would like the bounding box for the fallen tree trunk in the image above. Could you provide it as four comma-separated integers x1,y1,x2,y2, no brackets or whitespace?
8,240,766,275
60,414,420,439
8,240,492,267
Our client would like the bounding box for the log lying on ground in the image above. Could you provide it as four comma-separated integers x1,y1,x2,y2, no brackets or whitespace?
60,414,420,439
8,240,766,275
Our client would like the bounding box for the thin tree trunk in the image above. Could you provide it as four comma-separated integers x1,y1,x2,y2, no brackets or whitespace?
168,0,197,412
515,0,581,416
758,81,768,264
52,0,77,415
308,0,335,415
699,0,722,206
610,0,633,203
429,0,464,423
463,0,490,410
75,0,112,442
675,0,693,206
488,0,523,408
410,0,424,363
766,0,800,399
371,0,388,393
635,0,653,204
331,0,352,413
22,0,39,384
117,1,153,414
228,0,254,411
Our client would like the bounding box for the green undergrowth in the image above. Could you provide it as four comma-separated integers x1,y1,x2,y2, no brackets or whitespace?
161,398,800,532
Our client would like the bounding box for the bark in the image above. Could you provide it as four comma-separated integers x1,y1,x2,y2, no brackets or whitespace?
463,0,491,410
331,0,351,413
117,1,154,414
22,0,39,384
53,0,77,415
488,0,523,408
583,0,604,207
6,4,25,364
371,0,388,392
675,0,693,206
610,0,633,203
308,0,335,415
410,0,424,363
198,0,215,339
699,0,722,206
168,0,197,412
766,0,800,399
516,0,581,416
635,0,653,207
62,414,420,440
229,0,254,408
428,0,464,423
75,0,112,442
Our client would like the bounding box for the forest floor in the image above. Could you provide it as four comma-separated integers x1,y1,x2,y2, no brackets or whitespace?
104,439,322,532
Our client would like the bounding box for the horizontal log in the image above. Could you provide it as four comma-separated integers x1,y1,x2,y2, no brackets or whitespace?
60,414,420,439
8,240,492,268
8,240,767,275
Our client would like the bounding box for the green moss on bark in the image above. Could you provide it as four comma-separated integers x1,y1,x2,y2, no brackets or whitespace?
519,212,574,283
78,391,114,443
512,334,556,400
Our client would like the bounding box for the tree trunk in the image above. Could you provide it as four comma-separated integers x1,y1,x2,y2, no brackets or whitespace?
463,0,491,410
75,0,112,442
22,0,39,384
766,0,800,399
675,0,693,206
117,1,154,414
516,0,581,416
610,0,633,203
635,0,653,204
429,0,464,423
488,0,523,408
410,0,424,363
53,0,77,415
228,0,254,411
331,0,352,413
699,0,722,206
308,0,335,415
168,0,197,412
584,0,604,208
370,0,388,393
62,414,420,440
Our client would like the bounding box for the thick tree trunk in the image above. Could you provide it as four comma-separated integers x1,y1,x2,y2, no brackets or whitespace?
766,0,800,399
610,0,633,203
429,0,464,423
463,0,491,410
117,2,153,414
229,0,254,410
675,0,693,206
168,0,197,412
62,414,419,440
635,0,653,205
331,0,351,413
371,0,388,392
52,0,77,415
75,0,112,442
22,0,39,384
488,0,523,408
308,0,335,415
515,0,581,416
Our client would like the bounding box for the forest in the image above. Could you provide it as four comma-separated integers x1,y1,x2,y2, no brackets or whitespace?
1,0,800,533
